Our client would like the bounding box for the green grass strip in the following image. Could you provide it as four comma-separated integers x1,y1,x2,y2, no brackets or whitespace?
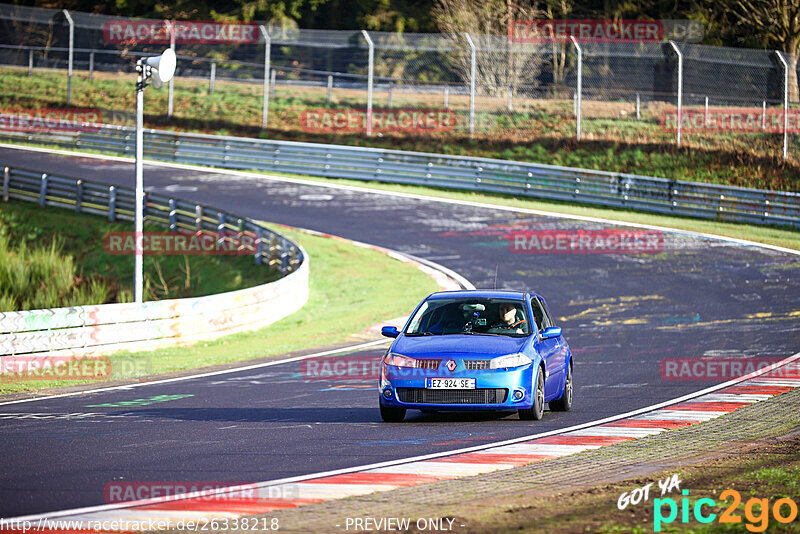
0,212,440,395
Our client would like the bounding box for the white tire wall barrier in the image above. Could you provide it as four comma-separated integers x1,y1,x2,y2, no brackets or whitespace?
1,165,309,358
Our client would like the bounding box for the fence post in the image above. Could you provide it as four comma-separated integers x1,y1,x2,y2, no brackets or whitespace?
3,167,9,202
75,179,83,212
165,20,175,118
259,25,271,129
62,10,74,106
775,51,789,161
668,40,683,147
108,185,116,221
704,96,709,127
195,205,203,231
327,74,333,104
636,93,640,120
217,212,226,246
464,33,476,137
507,85,513,112
209,62,216,93
28,49,33,76
168,199,177,231
39,173,48,206
255,228,264,265
570,36,582,141
388,81,393,107
444,85,449,109
89,51,95,81
762,101,766,129
361,30,374,136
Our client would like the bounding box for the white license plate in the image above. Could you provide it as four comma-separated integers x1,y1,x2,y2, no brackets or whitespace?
426,378,476,389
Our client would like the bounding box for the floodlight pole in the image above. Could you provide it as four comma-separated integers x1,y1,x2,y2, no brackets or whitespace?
165,20,175,118
62,10,74,106
361,30,374,136
260,25,271,129
135,60,145,304
668,40,683,147
570,36,582,141
776,51,790,161
464,33,476,137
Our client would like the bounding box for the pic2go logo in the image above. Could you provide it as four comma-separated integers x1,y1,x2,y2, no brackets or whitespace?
654,489,799,532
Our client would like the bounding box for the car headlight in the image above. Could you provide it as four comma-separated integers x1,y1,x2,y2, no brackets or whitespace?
490,353,532,369
384,352,417,368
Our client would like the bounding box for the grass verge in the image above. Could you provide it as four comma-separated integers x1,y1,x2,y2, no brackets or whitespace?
0,224,440,395
457,435,800,533
2,67,799,191
0,199,278,307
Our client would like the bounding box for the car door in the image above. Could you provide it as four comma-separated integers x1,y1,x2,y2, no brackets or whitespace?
530,296,563,399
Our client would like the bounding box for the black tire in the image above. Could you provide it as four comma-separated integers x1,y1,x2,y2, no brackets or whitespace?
549,361,573,412
519,367,545,421
380,405,406,422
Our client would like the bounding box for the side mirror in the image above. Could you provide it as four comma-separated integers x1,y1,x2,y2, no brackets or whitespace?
381,326,400,338
540,326,562,340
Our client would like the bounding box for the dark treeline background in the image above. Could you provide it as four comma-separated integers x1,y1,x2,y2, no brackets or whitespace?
10,0,790,52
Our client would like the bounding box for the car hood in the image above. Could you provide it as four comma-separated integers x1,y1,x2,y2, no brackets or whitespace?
393,334,528,357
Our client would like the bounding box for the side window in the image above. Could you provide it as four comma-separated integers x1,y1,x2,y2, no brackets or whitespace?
529,298,546,332
537,297,554,328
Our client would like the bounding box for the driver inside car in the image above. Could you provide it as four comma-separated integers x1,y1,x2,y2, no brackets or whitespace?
489,302,527,334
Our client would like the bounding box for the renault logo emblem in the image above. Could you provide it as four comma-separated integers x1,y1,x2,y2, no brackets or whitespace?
446,360,457,371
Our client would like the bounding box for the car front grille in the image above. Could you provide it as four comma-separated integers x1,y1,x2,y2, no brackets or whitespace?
416,359,441,370
397,388,508,404
464,360,490,370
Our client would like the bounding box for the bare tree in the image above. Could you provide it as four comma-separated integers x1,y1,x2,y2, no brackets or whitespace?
542,0,574,88
730,0,800,101
433,0,544,96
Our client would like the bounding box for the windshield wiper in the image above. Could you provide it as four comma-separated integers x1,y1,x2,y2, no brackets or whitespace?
407,331,437,336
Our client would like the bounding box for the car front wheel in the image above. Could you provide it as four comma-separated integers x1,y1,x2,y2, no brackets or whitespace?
380,405,406,422
549,361,572,412
519,367,545,421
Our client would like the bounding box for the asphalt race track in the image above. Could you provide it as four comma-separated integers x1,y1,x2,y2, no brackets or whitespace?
1,146,799,517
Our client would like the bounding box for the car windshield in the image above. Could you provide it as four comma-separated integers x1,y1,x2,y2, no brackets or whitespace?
405,297,531,337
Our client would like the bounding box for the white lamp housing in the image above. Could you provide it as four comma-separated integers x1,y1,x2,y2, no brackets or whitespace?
145,48,176,89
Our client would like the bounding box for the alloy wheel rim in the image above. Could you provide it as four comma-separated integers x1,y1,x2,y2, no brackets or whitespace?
536,380,544,415
566,368,572,405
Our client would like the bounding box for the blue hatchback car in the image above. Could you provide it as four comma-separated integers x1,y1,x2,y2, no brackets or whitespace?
379,290,572,422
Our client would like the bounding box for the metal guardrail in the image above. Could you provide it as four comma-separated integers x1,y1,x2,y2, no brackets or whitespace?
2,124,799,228
1,164,303,272
0,163,308,358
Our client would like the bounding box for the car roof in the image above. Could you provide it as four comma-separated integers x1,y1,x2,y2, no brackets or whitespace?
427,290,528,300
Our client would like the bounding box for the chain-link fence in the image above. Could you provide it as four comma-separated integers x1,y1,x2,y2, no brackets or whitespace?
0,3,796,162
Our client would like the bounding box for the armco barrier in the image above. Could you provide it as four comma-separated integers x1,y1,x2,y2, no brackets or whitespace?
1,122,799,228
1,165,308,358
